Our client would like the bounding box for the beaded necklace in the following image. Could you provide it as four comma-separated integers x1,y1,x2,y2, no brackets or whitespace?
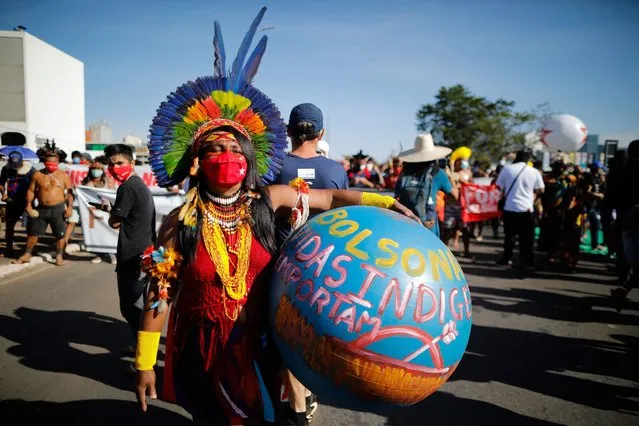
204,190,244,232
199,190,253,320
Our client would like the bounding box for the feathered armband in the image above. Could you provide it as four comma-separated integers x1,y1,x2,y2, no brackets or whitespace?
289,178,310,230
141,246,183,313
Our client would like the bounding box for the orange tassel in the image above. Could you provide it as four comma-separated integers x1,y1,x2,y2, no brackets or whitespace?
190,158,199,176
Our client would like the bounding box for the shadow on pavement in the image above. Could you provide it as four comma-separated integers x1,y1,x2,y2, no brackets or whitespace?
462,262,618,286
458,236,619,286
0,307,165,393
375,324,639,425
385,391,560,425
0,399,190,426
451,324,639,413
470,285,639,325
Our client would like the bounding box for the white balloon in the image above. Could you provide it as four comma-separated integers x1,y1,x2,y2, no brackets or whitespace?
540,114,588,152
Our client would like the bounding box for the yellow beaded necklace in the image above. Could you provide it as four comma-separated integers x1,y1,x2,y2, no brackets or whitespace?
199,198,253,309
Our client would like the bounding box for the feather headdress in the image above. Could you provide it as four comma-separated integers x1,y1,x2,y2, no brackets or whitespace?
37,139,60,160
147,7,287,187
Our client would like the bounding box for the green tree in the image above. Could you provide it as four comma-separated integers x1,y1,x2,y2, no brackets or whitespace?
416,85,543,162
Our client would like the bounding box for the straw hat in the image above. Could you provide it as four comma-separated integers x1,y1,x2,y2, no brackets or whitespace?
316,140,330,157
397,133,452,163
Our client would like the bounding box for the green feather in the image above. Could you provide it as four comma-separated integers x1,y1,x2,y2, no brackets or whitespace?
211,91,251,120
163,121,200,176
251,133,269,176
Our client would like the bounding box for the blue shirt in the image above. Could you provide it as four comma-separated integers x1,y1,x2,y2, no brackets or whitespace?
429,169,453,237
432,168,453,197
274,153,349,245
274,153,349,190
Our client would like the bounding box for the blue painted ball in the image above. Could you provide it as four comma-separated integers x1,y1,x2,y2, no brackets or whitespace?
269,206,472,411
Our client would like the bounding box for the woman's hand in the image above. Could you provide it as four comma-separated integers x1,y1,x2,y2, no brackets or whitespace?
136,369,157,412
391,200,421,224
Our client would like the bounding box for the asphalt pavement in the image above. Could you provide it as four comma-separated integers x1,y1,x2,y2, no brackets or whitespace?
0,236,637,425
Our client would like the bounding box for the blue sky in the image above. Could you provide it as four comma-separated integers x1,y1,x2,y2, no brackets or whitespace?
2,0,638,161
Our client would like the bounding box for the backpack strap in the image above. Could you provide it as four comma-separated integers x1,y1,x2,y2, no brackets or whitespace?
418,165,435,206
504,164,527,202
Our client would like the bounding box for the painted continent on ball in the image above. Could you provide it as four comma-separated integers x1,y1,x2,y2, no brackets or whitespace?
269,206,472,411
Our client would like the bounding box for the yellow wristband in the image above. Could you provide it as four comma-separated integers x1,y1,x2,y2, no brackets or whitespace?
135,331,161,371
361,192,395,209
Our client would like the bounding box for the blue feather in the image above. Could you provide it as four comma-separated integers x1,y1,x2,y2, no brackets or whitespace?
167,97,183,109
197,77,215,94
192,80,209,99
253,360,275,423
235,35,267,91
180,84,198,101
230,7,266,90
213,21,226,78
220,79,230,92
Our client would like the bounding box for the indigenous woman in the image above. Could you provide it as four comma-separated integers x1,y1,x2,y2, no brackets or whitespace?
133,8,416,426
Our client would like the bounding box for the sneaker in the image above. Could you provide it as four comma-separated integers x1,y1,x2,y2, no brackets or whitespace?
108,253,117,265
305,394,318,421
91,256,102,264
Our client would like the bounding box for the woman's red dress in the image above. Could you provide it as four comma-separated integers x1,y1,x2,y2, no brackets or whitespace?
163,233,276,424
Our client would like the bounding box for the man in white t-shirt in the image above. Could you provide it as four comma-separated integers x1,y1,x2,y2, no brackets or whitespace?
495,150,544,275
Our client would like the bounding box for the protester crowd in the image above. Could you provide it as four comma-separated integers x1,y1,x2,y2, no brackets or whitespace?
0,106,637,426
0,127,637,310
337,145,634,275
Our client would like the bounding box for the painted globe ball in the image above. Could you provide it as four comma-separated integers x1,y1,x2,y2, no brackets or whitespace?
269,206,472,411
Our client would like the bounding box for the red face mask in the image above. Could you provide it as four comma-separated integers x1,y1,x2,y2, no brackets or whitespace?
108,164,134,182
393,166,402,175
44,161,58,173
201,152,247,188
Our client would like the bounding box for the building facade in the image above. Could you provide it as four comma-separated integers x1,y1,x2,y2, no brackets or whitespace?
0,29,85,155
88,119,112,144
528,129,639,168
577,130,639,166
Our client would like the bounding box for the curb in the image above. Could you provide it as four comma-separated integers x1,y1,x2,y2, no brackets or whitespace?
0,256,44,280
0,243,83,280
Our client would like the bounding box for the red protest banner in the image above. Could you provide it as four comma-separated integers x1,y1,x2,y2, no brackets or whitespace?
460,183,502,223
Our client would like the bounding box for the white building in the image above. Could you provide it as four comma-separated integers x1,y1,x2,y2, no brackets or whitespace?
0,29,85,156
122,134,142,147
597,130,639,150
88,120,112,144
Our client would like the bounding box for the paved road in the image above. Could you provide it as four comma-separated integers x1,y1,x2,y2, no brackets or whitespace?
0,240,637,425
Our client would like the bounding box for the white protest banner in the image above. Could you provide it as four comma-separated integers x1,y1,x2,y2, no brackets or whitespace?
65,164,160,188
75,186,185,254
